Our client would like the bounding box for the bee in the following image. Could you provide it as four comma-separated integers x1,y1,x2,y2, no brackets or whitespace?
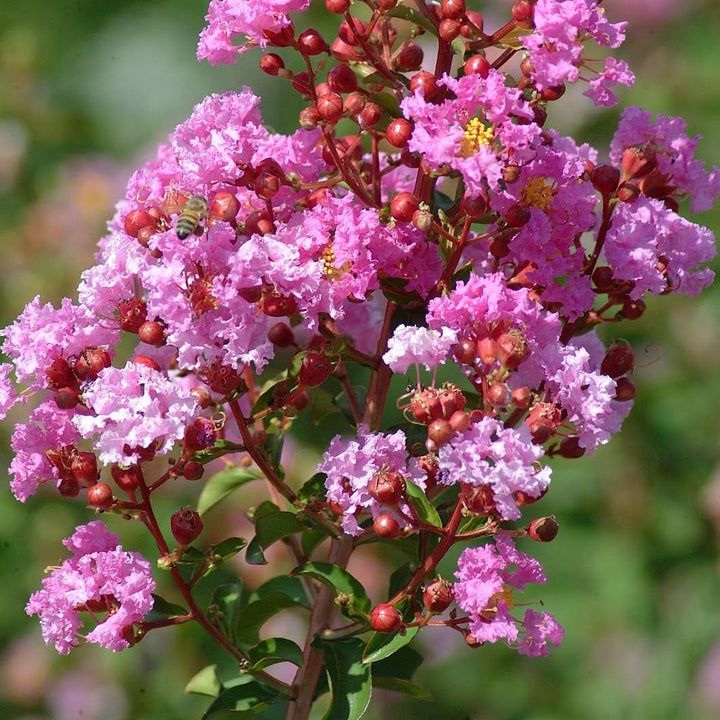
175,195,208,239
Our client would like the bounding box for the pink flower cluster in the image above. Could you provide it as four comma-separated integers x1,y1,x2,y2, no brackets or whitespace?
454,537,564,657
26,521,155,654
0,0,716,668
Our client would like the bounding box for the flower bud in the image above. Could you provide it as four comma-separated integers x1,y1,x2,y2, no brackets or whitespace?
170,507,204,545
111,464,141,492
601,343,634,378
423,578,454,613
87,483,114,510
528,515,559,542
369,604,402,633
299,351,333,387
369,470,406,505
182,461,205,481
373,513,401,539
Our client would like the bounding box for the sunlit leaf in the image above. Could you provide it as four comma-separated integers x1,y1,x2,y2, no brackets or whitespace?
146,593,187,622
362,625,419,663
293,562,371,616
208,582,244,644
249,637,304,669
404,481,442,528
201,675,278,719
186,664,222,697
246,511,306,565
198,467,263,516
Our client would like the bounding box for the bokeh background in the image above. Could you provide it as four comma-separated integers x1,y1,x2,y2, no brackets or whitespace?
1,1,720,718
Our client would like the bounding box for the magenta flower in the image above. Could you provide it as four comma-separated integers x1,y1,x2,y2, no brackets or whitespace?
610,106,720,212
522,0,634,105
401,71,541,195
604,197,715,298
317,425,426,536
9,401,81,502
454,537,563,656
438,417,551,521
26,521,155,655
197,0,311,65
72,363,198,465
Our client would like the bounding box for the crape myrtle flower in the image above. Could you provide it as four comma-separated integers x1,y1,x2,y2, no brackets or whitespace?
2,296,119,390
197,0,311,65
382,325,458,374
426,273,628,452
438,417,551,521
26,521,155,655
400,71,542,196
521,0,634,106
610,106,720,213
72,363,199,466
9,401,81,502
454,536,563,657
604,197,715,299
317,425,426,536
487,133,599,320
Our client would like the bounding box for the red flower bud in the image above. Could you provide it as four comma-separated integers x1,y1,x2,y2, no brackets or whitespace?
138,321,165,346
182,461,205,481
170,507,204,545
111,464,141,492
601,343,634,378
87,483,114,510
373,512,401,539
423,578,454,613
369,604,402,633
369,470,406,505
299,351,333,387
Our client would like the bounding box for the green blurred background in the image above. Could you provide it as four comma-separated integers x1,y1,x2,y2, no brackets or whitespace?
1,1,720,718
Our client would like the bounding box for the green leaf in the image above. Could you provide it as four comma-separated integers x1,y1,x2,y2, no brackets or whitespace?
372,645,424,681
362,625,419,663
404,481,442,528
386,6,438,36
249,575,311,607
301,526,329,558
310,386,342,425
198,467,264,516
235,592,306,645
208,582,244,644
186,664,222,697
201,675,278,719
297,472,328,503
293,562,371,616
316,638,372,720
145,593,187,621
371,676,433,701
205,702,287,720
249,637,304,670
246,511,306,565
211,537,248,562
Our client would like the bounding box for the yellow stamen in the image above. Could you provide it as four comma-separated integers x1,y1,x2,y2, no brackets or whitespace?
459,117,494,158
521,177,555,211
